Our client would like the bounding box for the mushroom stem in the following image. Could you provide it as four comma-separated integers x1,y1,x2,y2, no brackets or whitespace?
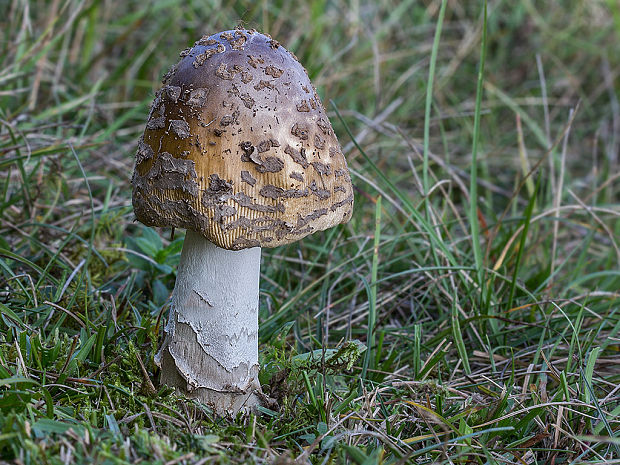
157,230,262,415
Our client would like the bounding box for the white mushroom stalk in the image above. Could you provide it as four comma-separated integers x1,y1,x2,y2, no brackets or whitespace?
156,231,261,414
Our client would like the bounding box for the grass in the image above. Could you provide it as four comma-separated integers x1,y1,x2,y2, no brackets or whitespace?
1,0,619,463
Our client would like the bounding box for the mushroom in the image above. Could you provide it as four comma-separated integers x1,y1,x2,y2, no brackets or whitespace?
131,29,354,415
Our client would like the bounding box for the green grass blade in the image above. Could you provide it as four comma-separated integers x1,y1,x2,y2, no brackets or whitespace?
362,196,381,379
470,0,488,290
422,0,448,197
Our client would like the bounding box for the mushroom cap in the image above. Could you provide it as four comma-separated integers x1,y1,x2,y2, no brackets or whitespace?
132,29,353,250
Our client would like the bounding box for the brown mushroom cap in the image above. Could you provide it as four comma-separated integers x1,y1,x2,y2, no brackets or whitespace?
132,29,354,250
